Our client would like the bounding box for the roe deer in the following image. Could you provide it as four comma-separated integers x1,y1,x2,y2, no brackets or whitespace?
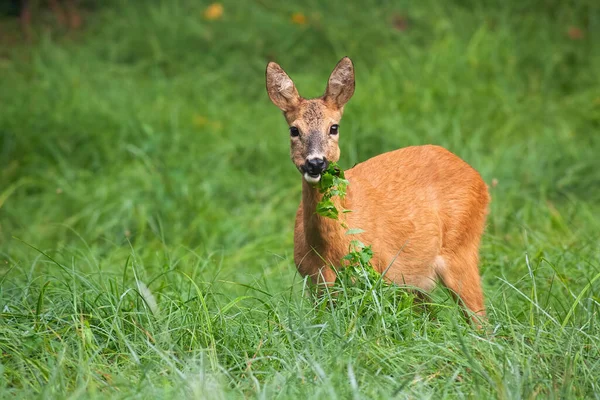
265,57,490,320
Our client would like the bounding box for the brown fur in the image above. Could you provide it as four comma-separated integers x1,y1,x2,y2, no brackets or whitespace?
266,57,490,320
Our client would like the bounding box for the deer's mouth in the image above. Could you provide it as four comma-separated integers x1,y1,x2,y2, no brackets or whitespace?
303,172,321,184
300,157,328,184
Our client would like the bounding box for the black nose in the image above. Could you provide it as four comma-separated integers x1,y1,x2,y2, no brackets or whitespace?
305,157,328,176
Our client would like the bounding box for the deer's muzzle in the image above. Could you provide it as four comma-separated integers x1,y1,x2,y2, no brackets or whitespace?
304,157,328,177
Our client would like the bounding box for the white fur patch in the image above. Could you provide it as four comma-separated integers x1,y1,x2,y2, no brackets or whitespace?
304,173,321,184
433,255,446,274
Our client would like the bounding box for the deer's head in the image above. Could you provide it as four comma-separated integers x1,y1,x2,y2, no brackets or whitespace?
266,57,355,183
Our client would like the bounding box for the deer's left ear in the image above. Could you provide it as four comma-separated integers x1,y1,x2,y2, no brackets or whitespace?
324,57,355,109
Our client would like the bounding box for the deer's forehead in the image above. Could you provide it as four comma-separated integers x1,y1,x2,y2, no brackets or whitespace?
301,101,325,122
288,100,339,128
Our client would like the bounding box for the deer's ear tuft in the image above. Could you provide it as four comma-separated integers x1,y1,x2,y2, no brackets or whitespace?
266,62,301,112
324,57,355,109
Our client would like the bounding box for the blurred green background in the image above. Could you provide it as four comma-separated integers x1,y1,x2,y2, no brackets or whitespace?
0,0,599,398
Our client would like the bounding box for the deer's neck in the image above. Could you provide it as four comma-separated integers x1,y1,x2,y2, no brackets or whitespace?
301,180,346,253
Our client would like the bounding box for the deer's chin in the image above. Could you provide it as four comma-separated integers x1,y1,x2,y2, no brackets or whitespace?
303,172,321,184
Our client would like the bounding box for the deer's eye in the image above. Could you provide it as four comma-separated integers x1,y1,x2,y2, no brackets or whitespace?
290,126,300,137
329,124,339,135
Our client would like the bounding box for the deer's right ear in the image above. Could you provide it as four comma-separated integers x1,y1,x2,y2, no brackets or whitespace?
266,62,301,112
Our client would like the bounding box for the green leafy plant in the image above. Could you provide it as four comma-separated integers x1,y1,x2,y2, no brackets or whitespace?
315,162,349,220
342,240,376,277
314,162,384,287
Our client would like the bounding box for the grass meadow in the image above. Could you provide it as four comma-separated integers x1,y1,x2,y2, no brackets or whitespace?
1,0,599,398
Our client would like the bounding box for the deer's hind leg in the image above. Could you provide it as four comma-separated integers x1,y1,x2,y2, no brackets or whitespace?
434,248,486,324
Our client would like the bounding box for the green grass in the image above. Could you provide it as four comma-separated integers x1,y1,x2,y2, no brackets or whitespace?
1,0,600,398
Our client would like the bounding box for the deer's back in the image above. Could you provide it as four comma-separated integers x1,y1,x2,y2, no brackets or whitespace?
346,144,489,248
